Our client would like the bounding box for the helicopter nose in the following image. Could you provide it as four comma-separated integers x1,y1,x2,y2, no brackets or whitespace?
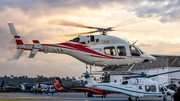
142,53,156,63
150,56,156,61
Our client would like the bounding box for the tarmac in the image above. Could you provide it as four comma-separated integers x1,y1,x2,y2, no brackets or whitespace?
0,92,172,101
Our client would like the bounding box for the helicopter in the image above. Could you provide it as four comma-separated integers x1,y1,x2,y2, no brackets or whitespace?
81,65,180,101
53,77,110,97
8,19,156,67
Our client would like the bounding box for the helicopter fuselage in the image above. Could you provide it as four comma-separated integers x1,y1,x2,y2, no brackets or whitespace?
84,75,174,99
23,35,156,66
8,22,155,66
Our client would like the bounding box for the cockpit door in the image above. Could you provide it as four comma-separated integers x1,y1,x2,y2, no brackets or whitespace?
159,84,167,94
128,45,143,64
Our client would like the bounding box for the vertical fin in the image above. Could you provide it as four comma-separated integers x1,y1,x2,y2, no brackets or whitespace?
8,22,25,59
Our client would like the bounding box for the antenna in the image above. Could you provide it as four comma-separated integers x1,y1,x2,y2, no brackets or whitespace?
124,37,129,43
132,40,138,45
62,38,67,42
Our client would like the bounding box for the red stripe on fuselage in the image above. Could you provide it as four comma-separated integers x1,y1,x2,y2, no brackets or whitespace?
41,43,125,59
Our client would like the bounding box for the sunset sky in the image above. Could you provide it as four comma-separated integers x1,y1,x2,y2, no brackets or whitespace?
0,0,180,79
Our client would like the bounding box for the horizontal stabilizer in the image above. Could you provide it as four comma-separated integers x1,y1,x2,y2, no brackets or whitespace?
29,40,41,58
13,49,24,59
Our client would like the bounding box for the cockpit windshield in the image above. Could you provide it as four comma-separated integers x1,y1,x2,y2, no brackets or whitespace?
129,46,141,56
135,45,143,54
73,37,80,42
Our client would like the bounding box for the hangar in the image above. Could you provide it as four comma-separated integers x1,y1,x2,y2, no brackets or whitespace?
99,55,180,89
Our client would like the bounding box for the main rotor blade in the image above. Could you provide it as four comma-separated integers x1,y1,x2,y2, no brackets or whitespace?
148,69,180,78
57,30,99,37
113,18,147,28
44,19,99,29
115,30,156,34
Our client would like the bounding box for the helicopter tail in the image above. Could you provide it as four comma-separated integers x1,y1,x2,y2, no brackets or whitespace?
53,77,65,91
80,65,98,88
0,81,4,91
8,22,25,59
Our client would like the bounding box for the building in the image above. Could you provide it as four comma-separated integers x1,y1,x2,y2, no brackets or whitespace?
101,55,180,87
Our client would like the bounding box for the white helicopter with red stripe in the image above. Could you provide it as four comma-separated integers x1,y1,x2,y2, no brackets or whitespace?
8,19,156,67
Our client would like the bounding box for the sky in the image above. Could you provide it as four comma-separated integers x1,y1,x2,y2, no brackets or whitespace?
0,0,180,79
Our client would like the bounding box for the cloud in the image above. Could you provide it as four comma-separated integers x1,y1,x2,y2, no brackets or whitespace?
0,0,180,79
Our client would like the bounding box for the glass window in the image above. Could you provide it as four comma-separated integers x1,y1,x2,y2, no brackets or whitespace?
139,86,142,90
135,45,143,54
104,46,116,56
73,37,79,42
159,84,167,92
151,85,156,92
122,81,128,85
117,46,126,56
51,87,55,89
145,85,150,92
159,85,163,92
129,46,141,56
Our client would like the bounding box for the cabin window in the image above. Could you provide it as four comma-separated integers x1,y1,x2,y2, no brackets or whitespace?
51,87,55,89
122,81,128,85
139,86,142,90
73,37,79,42
96,39,99,42
145,85,150,92
129,46,141,56
117,46,126,56
151,85,156,92
104,46,116,56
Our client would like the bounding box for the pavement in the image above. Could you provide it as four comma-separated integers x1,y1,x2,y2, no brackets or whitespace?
0,92,172,101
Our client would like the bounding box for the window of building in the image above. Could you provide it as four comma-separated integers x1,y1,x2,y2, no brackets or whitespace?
145,85,150,92
104,46,116,56
129,46,141,56
117,46,126,56
151,85,156,92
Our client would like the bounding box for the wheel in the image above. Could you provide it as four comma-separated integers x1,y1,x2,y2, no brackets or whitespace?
128,97,132,101
102,95,106,98
135,97,139,101
87,93,90,97
163,97,167,101
87,92,93,97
